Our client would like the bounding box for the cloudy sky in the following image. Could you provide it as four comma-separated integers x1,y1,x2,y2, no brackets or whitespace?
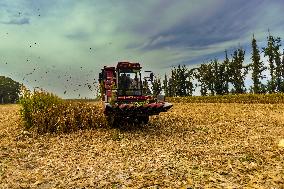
1,0,284,98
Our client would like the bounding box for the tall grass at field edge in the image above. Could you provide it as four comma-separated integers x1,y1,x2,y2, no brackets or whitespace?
19,89,106,134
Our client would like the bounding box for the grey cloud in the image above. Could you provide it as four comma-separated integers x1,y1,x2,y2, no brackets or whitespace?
65,31,90,41
172,50,228,67
139,0,266,51
2,17,30,25
169,39,253,67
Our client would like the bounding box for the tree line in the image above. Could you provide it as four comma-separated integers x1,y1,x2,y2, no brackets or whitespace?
1,33,284,102
150,33,284,96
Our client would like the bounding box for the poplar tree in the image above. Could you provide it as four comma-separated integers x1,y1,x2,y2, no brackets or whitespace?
223,50,230,94
263,34,277,93
272,37,282,92
195,63,214,96
211,59,229,95
274,51,282,92
251,35,265,94
194,64,208,96
186,68,195,96
171,68,177,96
167,77,174,97
151,76,162,96
142,78,151,95
229,48,247,94
281,50,284,92
176,65,187,96
162,74,169,97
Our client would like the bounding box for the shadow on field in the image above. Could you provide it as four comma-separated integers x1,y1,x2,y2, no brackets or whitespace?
15,120,164,142
114,121,162,135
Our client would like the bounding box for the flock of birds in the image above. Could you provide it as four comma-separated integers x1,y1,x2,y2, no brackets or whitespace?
1,8,119,98
3,55,99,98
2,35,99,98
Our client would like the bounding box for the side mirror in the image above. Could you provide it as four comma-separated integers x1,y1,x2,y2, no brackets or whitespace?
98,73,102,83
150,73,154,82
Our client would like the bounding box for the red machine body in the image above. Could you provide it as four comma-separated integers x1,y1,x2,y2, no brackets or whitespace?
99,61,172,126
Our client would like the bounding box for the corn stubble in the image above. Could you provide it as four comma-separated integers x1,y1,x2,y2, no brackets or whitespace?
1,92,284,188
19,88,106,133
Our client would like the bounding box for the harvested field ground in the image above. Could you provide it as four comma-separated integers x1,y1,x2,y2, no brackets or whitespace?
1,103,284,188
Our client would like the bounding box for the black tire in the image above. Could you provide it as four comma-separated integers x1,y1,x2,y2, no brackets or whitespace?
106,115,120,128
138,116,149,125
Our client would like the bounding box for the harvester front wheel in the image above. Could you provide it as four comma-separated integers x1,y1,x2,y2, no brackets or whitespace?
106,115,120,128
138,116,149,125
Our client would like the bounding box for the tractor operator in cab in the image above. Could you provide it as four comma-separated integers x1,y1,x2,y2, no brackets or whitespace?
119,73,132,95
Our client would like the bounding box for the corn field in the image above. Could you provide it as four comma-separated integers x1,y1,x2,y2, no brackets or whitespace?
0,94,284,188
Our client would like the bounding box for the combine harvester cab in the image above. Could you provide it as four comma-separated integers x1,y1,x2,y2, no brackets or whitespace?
99,61,173,127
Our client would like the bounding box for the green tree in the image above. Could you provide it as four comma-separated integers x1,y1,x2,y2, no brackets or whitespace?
194,64,208,96
162,74,169,97
195,56,230,96
281,50,284,91
250,35,266,94
151,76,162,96
170,68,177,96
229,48,247,94
195,63,214,96
272,37,283,92
142,78,151,95
0,76,21,104
223,50,230,95
169,65,195,97
211,59,228,95
186,68,195,96
167,77,174,97
176,65,187,96
263,34,278,93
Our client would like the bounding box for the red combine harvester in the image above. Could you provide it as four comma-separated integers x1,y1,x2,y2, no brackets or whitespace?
99,61,173,127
